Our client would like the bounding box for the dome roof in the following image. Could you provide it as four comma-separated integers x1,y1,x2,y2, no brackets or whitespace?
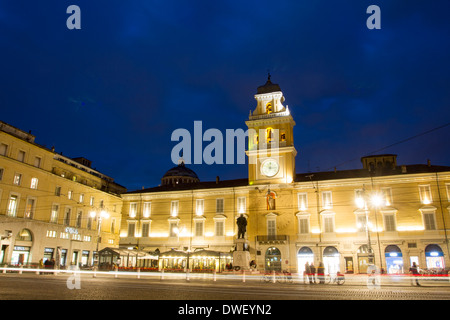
257,74,281,94
161,162,199,185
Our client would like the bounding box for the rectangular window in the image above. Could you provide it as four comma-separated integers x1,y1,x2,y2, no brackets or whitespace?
237,197,246,214
68,190,73,200
169,222,178,237
381,187,392,206
322,191,332,209
423,213,436,230
30,177,38,190
129,203,137,218
46,230,57,238
13,173,22,186
355,189,365,208
127,222,136,237
76,211,82,228
17,150,25,162
87,217,93,230
384,214,396,232
323,216,334,233
196,199,204,216
55,186,61,196
267,219,276,237
90,196,94,206
299,217,309,234
7,195,18,217
50,204,59,223
64,208,71,226
195,221,204,237
419,185,432,205
298,193,308,210
171,201,179,217
79,193,84,203
0,168,3,181
357,215,367,232
24,198,36,219
215,220,224,237
141,222,150,237
111,218,116,233
34,157,41,168
0,143,8,156
216,198,224,213
143,202,151,218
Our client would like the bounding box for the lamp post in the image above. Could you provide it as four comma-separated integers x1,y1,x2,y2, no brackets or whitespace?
90,207,110,268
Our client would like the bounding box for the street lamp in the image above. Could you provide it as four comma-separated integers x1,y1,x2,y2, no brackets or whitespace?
90,207,110,268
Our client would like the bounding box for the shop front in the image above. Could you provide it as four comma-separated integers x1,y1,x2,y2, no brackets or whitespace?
11,246,30,266
12,228,33,266
297,247,314,278
43,248,54,263
357,245,372,274
265,247,282,272
323,246,340,275
385,245,403,274
425,244,445,270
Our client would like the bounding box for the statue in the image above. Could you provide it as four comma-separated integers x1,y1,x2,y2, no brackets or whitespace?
236,214,247,239
267,191,276,210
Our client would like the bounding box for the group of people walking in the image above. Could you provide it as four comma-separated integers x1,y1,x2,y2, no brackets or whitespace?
304,261,326,284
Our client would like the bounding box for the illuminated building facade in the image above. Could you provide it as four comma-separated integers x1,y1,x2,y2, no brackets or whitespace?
0,121,125,267
120,77,450,274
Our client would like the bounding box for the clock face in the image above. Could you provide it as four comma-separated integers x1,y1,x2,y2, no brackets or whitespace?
261,159,279,177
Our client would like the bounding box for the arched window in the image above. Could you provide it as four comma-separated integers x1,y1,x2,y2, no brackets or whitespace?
265,247,281,272
17,229,32,241
266,103,273,114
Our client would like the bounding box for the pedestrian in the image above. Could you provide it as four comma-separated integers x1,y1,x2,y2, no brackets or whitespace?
304,262,311,284
309,262,316,284
39,258,44,275
409,262,421,286
318,261,325,284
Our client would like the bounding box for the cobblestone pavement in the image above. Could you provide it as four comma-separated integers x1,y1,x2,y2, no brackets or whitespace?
0,271,449,301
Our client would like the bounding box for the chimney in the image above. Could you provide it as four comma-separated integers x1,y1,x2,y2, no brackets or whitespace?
401,165,407,173
216,176,220,184
427,159,431,167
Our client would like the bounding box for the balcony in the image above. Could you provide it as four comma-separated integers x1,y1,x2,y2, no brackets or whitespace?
256,235,289,245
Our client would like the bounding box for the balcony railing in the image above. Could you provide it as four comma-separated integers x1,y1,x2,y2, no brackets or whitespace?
256,235,289,243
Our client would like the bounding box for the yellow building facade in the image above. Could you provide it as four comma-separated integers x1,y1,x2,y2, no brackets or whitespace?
120,77,450,275
0,121,125,267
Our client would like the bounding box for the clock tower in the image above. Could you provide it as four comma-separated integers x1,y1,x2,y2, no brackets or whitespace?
246,75,297,185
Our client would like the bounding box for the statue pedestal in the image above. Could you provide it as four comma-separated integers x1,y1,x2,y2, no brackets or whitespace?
233,238,251,271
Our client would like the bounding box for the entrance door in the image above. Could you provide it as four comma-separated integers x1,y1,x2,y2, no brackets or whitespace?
297,247,314,278
358,256,369,274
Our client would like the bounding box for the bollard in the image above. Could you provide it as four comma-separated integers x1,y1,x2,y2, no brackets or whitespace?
3,268,6,274
242,270,246,283
161,269,164,280
213,269,217,282
19,265,23,274
272,270,276,283
93,266,97,278
186,269,190,281
115,266,118,278
137,268,140,279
